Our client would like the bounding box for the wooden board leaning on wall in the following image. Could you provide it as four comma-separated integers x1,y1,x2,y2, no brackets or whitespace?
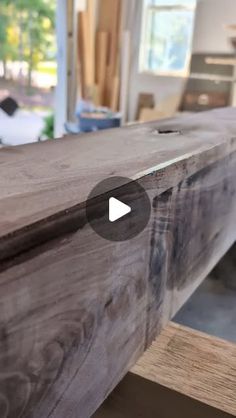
78,0,122,109
0,108,236,417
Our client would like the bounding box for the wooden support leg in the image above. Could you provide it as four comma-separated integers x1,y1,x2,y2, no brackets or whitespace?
95,322,236,418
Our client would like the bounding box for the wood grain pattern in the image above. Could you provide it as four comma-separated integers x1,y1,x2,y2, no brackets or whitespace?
0,107,236,240
134,322,236,416
95,322,236,417
0,108,236,417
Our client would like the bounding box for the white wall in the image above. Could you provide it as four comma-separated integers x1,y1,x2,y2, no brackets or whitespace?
55,0,87,137
127,0,236,121
192,0,236,53
55,0,68,137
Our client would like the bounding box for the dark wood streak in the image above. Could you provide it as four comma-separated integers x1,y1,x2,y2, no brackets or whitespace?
145,188,173,346
0,204,88,268
146,152,236,300
168,152,236,290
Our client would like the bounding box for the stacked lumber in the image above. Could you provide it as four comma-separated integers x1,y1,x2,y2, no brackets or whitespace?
78,0,122,110
78,0,96,100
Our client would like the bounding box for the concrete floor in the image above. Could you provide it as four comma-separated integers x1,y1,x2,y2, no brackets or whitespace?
175,275,236,342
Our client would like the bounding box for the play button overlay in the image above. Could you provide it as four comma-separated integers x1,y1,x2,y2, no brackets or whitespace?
109,197,131,222
86,176,151,241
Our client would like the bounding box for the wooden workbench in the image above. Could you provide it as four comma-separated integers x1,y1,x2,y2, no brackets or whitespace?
0,107,236,417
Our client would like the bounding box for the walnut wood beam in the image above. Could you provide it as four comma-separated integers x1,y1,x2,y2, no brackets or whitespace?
95,322,236,417
0,108,236,417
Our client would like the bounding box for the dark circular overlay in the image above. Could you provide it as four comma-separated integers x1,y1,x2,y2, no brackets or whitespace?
86,176,151,242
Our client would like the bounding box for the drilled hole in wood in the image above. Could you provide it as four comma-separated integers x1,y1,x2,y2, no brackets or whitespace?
156,129,181,135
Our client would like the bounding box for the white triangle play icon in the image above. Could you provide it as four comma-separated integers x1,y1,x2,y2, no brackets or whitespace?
109,197,131,222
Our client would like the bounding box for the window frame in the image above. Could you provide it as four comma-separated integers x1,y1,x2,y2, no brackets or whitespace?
139,0,197,77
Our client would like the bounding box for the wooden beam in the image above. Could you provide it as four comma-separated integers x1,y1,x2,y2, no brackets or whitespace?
133,322,236,416
0,108,236,417
96,31,109,105
95,322,236,417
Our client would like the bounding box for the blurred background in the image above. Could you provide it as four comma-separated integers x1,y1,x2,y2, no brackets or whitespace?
0,0,236,144
0,0,56,145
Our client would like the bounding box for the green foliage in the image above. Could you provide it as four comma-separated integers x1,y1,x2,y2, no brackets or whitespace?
41,114,54,139
0,0,56,85
0,2,17,62
18,0,56,79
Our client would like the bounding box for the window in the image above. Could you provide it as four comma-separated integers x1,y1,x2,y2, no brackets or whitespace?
140,0,197,76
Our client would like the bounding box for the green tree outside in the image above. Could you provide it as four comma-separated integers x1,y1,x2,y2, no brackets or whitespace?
0,0,56,89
